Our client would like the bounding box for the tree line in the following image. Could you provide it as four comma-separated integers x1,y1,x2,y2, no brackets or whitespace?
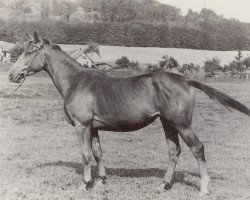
1,0,250,50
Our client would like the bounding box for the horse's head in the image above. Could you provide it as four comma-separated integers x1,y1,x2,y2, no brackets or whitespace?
9,31,48,83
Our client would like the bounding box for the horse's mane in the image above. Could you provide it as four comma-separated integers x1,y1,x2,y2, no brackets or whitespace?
43,38,62,51
51,44,62,51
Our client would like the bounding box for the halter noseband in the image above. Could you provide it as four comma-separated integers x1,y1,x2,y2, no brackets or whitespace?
6,43,42,98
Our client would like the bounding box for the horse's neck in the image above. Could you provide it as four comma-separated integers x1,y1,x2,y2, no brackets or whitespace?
44,48,83,98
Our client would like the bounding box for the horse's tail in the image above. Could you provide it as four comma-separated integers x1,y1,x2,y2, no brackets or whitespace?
187,80,250,116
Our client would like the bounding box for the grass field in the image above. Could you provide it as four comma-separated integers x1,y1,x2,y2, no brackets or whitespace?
0,63,250,200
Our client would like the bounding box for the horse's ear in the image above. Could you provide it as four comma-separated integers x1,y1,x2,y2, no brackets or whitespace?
33,31,40,43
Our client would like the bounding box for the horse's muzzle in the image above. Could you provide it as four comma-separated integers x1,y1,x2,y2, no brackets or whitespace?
9,72,25,83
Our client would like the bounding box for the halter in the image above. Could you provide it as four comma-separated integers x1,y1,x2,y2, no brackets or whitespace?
6,43,42,98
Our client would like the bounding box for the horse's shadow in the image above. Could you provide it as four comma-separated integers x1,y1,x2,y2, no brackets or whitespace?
39,161,226,191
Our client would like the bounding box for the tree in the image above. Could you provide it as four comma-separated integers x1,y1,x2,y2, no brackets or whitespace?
203,57,222,76
114,56,140,70
235,50,244,72
58,1,71,21
41,0,50,21
115,56,130,69
179,63,200,76
99,0,138,22
84,42,100,57
226,51,246,77
129,61,140,71
159,55,179,71
146,64,163,72
52,0,59,15
243,56,250,69
10,44,24,62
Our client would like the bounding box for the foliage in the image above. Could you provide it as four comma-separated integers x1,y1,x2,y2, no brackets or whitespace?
84,42,100,57
179,63,200,75
115,56,130,69
10,44,24,62
69,7,86,23
159,55,179,71
41,0,49,20
1,1,250,50
203,57,222,76
224,51,247,77
115,56,140,70
146,64,163,73
58,1,71,21
243,56,250,69
129,61,140,71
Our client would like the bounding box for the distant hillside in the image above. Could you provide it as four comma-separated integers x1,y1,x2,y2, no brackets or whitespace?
0,0,250,50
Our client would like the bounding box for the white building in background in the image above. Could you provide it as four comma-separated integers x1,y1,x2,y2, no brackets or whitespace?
0,41,14,63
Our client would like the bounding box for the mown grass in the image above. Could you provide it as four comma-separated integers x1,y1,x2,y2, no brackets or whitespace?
0,65,250,200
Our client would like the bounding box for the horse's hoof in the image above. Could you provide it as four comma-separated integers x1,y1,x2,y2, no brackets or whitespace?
164,182,171,190
198,190,210,197
156,183,171,193
85,181,93,190
78,181,93,191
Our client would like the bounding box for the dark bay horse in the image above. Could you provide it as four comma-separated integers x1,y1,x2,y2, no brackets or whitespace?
9,32,250,196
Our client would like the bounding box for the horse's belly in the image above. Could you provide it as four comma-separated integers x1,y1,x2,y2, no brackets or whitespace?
92,112,160,132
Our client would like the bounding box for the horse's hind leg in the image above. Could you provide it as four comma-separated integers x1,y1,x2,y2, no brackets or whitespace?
178,128,210,196
91,129,106,184
160,118,181,190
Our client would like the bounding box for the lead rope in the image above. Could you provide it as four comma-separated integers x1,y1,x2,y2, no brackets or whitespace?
5,49,40,98
5,78,26,98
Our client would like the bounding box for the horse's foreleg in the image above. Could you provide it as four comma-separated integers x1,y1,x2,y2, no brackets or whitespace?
91,129,106,184
178,128,210,196
75,123,92,189
160,119,181,190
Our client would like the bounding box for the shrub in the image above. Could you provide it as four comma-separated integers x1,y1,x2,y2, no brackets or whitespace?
203,57,222,76
115,56,130,69
129,61,140,71
159,55,179,71
146,64,163,72
243,56,250,68
179,63,200,76
115,56,140,70
224,51,247,77
10,44,24,62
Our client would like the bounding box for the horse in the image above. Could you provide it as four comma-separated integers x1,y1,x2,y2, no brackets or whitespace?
9,32,250,196
69,48,96,68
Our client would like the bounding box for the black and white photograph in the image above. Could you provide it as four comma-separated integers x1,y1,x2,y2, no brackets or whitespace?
0,0,250,199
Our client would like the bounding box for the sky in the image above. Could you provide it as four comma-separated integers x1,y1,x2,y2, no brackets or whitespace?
159,0,250,23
